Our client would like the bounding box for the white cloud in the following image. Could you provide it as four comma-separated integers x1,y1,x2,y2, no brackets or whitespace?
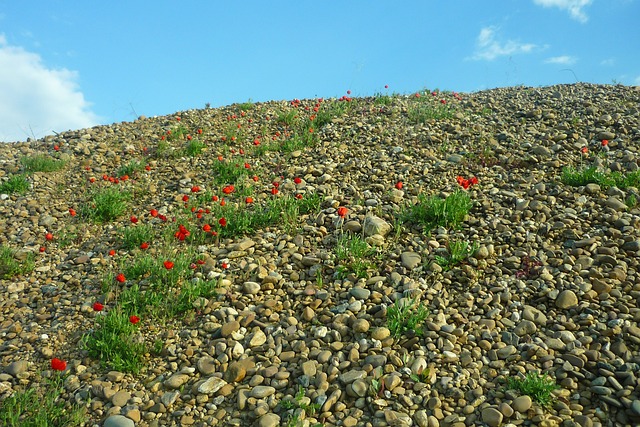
471,26,537,61
533,0,593,23
635,76,640,86
0,34,100,142
544,55,577,65
600,58,616,66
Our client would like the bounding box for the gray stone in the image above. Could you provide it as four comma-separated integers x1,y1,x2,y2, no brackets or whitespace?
556,290,578,309
164,373,190,389
400,251,422,269
103,415,135,427
5,360,28,376
197,376,227,395
481,407,503,427
514,319,537,336
363,215,391,237
243,281,261,294
255,413,280,427
251,385,276,398
512,395,532,412
349,287,371,300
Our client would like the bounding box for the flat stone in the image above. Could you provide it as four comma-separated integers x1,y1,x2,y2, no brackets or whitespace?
512,395,532,412
400,251,422,269
251,385,276,398
111,390,131,407
197,376,227,395
255,413,280,427
556,290,578,309
481,407,503,427
339,369,367,384
514,319,537,336
248,330,267,347
164,373,190,389
363,215,391,237
242,281,261,294
220,321,240,337
5,360,28,376
352,318,370,333
103,415,135,427
349,287,371,300
196,356,216,375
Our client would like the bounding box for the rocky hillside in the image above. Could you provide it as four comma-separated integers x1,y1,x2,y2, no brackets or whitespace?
1,83,640,427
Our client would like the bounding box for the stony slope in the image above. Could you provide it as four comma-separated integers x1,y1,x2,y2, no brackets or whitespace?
1,83,640,427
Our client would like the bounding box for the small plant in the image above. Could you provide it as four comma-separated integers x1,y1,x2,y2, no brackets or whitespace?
81,187,131,223
626,194,638,209
120,224,155,250
515,255,542,279
335,233,378,279
81,306,146,373
20,154,66,173
0,373,86,426
281,386,320,427
238,99,253,111
401,190,472,232
505,371,559,407
0,246,34,279
561,166,640,190
386,297,429,337
116,159,143,178
185,138,205,157
410,367,431,383
0,174,30,194
434,240,478,270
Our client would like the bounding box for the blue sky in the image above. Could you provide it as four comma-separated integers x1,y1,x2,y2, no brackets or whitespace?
0,0,638,142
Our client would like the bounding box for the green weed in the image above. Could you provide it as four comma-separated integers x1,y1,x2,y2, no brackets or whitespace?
116,159,143,178
401,190,472,232
20,155,66,173
0,374,86,426
561,166,640,190
434,240,478,270
505,371,559,407
335,233,378,279
387,297,429,337
81,187,131,223
0,246,35,279
0,174,30,194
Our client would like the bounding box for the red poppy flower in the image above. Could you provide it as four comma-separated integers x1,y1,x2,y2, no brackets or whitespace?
121,175,129,181
252,176,259,182
245,197,254,204
182,195,189,202
93,302,104,311
163,260,174,270
175,224,190,241
176,116,181,121
244,163,251,169
239,149,245,154
294,177,302,184
150,209,158,217
221,262,229,269
197,128,203,134
218,155,224,161
395,181,403,190
51,358,67,371
69,208,76,216
89,177,96,183
140,242,149,250
45,232,53,241
469,176,479,185
197,259,205,265
253,139,260,146
39,246,46,252
271,187,279,195
203,224,211,232
222,185,235,194
191,186,200,192
295,194,303,199
337,207,348,218
602,139,609,147
219,217,227,227
130,216,138,224
581,146,588,154
212,195,219,201
129,315,140,324
109,249,116,256
115,273,126,283
145,165,151,171
187,135,192,140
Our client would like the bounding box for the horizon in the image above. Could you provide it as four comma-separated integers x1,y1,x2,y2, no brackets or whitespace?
1,0,638,143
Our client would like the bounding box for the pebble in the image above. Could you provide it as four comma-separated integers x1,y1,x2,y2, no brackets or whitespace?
103,415,135,427
481,407,503,427
512,395,532,412
556,290,579,309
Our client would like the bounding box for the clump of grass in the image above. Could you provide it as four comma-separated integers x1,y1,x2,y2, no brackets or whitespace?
0,245,35,279
238,99,253,111
81,187,131,223
116,159,143,178
561,166,640,190
335,233,378,279
81,306,146,373
407,94,453,123
280,386,321,427
120,224,155,250
0,374,86,426
185,138,205,157
505,371,559,407
0,174,30,194
401,190,472,232
386,297,429,337
20,154,66,173
211,157,249,185
434,239,478,270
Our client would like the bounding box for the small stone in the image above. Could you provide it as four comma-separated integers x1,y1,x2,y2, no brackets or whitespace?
248,330,267,347
164,373,190,389
161,390,180,407
631,399,640,416
514,319,537,336
605,197,627,211
197,376,227,394
111,390,131,407
512,395,532,412
5,361,28,376
481,407,503,427
349,287,371,300
103,415,135,427
352,319,370,333
251,385,276,398
242,281,261,294
363,215,391,237
400,251,422,269
255,413,280,427
371,327,391,340
556,290,578,309
196,356,216,375
220,321,240,337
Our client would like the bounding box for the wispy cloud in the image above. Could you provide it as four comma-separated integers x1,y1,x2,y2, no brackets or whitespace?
600,58,616,66
532,0,593,23
544,55,577,65
635,76,640,86
0,34,100,142
471,26,537,61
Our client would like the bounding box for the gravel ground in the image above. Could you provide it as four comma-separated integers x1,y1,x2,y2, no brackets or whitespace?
1,83,640,427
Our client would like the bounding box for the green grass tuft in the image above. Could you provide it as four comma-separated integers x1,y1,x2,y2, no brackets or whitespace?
0,174,30,195
401,190,472,232
387,298,429,337
20,155,66,173
506,372,559,407
81,187,131,223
